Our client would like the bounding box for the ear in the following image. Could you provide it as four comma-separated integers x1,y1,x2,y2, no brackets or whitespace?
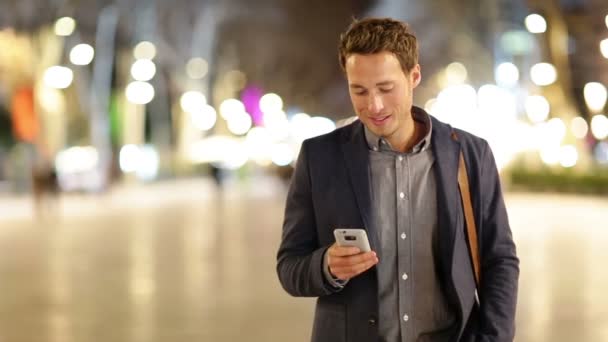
411,64,422,88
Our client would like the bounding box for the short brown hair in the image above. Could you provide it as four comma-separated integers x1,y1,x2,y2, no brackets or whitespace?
338,17,418,73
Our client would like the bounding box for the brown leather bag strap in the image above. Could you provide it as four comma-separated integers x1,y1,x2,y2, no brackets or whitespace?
451,132,481,290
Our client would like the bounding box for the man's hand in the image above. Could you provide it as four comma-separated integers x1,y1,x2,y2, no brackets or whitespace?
327,243,379,281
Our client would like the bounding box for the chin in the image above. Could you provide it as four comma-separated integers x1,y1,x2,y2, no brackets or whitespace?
368,126,389,138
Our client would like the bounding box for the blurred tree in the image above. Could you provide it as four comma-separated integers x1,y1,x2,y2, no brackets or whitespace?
211,0,377,118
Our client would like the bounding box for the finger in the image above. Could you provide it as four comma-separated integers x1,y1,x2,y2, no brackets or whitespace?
329,253,375,270
352,256,379,275
332,255,378,274
329,251,376,267
330,255,379,279
329,245,361,257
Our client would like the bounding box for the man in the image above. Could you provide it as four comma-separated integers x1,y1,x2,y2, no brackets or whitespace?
277,17,519,342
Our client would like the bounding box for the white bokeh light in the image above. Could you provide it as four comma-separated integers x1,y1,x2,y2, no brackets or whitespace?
513,121,536,153
570,117,588,139
477,84,517,120
495,62,519,87
186,57,209,79
260,93,284,113
601,39,608,59
559,145,578,168
591,114,608,140
55,146,99,174
530,63,557,86
546,118,567,144
288,114,336,142
55,17,76,36
44,66,74,89
271,143,295,167
289,113,312,142
187,136,248,169
137,145,160,181
308,117,336,138
445,62,468,85
246,127,273,165
133,41,157,60
525,14,547,34
69,44,95,66
190,105,217,131
540,146,561,165
584,82,608,112
537,122,562,165
38,87,66,114
227,111,253,135
525,95,550,123
180,91,207,113
125,81,155,104
220,151,249,169
263,110,290,141
130,59,156,81
118,144,160,180
435,84,477,127
534,120,566,157
219,99,246,121
119,144,140,173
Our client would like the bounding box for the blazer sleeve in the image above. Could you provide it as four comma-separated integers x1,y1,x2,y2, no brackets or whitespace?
276,141,342,297
475,141,520,341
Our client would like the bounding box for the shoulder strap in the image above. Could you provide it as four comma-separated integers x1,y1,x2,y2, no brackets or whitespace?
451,132,481,289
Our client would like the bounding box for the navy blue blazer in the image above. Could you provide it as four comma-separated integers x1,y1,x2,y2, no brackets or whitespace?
277,114,519,342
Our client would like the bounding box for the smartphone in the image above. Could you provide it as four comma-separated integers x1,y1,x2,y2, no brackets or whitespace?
333,228,371,252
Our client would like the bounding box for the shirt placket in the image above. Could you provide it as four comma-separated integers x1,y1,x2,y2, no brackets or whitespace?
396,153,412,341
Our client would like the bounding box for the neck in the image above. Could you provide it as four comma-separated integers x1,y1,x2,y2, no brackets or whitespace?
388,113,421,153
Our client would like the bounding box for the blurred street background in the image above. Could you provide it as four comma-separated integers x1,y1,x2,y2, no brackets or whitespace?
0,0,608,341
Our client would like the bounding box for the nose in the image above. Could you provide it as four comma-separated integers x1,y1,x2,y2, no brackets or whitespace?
367,94,384,114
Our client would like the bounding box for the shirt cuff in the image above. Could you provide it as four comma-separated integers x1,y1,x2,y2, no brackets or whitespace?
323,249,348,288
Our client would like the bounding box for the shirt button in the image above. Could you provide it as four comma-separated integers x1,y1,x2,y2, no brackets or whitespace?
402,273,408,280
398,156,403,161
372,146,378,151
401,233,406,240
403,314,409,322
399,192,405,199
368,318,376,326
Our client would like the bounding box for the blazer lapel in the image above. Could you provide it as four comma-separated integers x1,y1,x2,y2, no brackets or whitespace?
341,121,380,253
431,117,462,279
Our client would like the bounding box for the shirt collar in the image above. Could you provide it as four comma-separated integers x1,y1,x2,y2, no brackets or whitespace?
363,106,433,153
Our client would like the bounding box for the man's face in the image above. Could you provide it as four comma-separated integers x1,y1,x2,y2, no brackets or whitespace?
345,52,421,143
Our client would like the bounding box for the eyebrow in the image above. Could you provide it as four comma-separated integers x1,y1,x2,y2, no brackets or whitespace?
349,81,394,89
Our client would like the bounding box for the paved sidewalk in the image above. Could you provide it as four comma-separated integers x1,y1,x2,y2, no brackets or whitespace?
0,175,288,222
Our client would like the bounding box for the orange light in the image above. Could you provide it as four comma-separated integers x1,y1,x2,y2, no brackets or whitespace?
11,86,38,142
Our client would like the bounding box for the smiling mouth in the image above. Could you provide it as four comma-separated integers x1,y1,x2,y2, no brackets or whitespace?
370,115,390,125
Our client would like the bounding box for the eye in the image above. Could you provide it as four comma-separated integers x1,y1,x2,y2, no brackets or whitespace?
353,90,368,96
380,88,393,93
